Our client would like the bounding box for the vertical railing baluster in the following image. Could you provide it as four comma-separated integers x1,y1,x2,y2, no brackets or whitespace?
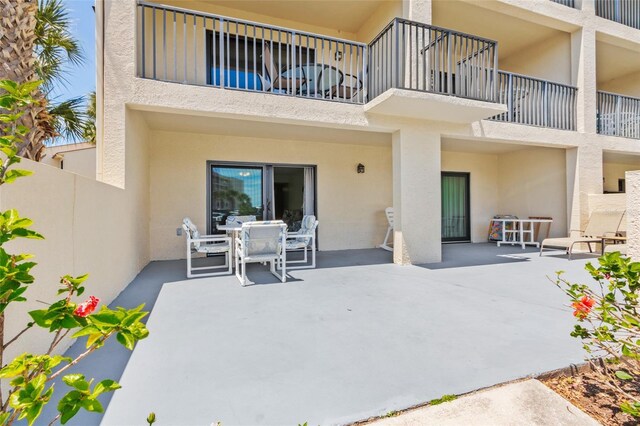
173,11,177,81
140,5,145,78
219,18,225,88
162,8,166,80
152,6,156,80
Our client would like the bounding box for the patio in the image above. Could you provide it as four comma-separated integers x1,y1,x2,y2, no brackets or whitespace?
46,244,597,425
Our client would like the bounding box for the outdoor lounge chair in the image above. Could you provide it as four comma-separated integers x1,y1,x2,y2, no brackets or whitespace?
604,212,628,255
379,207,394,252
182,217,232,278
281,215,318,270
235,221,287,286
540,210,624,259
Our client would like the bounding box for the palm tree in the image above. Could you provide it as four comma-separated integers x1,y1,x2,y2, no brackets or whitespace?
35,0,88,144
82,91,96,144
0,0,52,161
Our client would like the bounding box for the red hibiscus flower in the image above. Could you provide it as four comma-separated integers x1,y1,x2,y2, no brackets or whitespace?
572,296,595,319
73,296,100,317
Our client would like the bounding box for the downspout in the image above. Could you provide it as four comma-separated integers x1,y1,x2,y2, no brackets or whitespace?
95,0,105,181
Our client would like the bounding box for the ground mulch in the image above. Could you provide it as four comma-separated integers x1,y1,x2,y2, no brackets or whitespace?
541,368,640,426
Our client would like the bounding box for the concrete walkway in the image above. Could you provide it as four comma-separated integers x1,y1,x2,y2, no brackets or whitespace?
92,244,596,426
367,380,599,426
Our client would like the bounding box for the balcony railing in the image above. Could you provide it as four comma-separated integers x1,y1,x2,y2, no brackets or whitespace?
597,91,640,139
596,0,640,29
136,1,368,104
551,0,576,8
368,18,499,103
492,71,577,130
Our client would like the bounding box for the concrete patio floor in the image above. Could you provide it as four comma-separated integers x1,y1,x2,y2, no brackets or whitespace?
46,244,600,425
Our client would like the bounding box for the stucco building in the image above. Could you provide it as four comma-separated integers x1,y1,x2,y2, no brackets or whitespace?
95,0,640,265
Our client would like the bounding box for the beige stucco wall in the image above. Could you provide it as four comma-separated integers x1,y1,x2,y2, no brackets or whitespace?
497,148,568,239
42,145,96,179
603,162,640,193
149,130,392,260
1,126,149,360
500,33,572,85
441,151,499,242
599,71,640,98
587,193,626,213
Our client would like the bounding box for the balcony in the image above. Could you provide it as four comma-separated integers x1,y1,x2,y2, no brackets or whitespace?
491,71,577,130
136,2,503,121
597,91,640,139
596,0,640,30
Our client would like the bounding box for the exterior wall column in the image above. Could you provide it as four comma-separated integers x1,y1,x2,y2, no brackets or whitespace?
392,128,441,265
403,0,432,23
571,26,597,134
626,171,640,260
566,145,603,232
100,0,138,188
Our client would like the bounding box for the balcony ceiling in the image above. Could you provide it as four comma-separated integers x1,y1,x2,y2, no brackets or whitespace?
596,41,640,84
194,0,389,35
442,138,538,155
432,0,563,59
140,111,391,146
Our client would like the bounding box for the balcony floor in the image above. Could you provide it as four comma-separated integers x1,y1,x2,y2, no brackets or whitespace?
46,244,597,425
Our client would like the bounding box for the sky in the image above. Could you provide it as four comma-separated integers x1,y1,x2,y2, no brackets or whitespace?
49,0,96,112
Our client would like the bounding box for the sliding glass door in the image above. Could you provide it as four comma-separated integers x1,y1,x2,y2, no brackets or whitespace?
208,162,315,234
441,172,471,242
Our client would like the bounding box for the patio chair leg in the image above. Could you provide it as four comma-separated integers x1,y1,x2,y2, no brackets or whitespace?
311,238,316,268
186,240,194,278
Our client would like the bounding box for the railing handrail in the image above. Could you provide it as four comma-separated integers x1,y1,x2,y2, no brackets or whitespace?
369,17,498,48
137,0,367,48
498,70,577,90
597,90,640,103
392,17,499,46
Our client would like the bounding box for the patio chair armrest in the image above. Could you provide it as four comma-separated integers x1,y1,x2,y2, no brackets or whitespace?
191,236,230,244
286,233,315,240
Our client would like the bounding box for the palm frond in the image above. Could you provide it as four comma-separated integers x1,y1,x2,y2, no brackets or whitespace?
47,95,88,143
35,0,84,91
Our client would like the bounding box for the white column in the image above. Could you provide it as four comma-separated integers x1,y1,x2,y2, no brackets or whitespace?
392,128,441,265
571,26,597,134
626,171,640,260
403,0,432,23
566,145,603,232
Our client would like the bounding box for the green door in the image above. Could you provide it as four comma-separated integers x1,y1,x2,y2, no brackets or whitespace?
441,172,471,242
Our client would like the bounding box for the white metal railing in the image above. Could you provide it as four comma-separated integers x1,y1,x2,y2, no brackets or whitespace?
597,91,640,139
492,71,577,130
368,18,499,103
596,0,640,29
550,0,576,8
136,1,368,104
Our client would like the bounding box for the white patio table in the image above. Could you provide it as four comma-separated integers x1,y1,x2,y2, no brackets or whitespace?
216,224,242,258
492,218,553,249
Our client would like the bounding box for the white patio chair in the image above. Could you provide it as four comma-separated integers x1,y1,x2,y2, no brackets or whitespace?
281,215,318,270
235,221,287,286
226,215,257,226
379,207,394,252
182,217,232,278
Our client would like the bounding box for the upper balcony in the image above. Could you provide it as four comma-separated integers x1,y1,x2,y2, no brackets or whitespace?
596,0,640,30
135,1,505,123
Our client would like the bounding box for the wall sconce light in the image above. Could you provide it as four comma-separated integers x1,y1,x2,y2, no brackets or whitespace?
335,51,343,61
357,163,365,174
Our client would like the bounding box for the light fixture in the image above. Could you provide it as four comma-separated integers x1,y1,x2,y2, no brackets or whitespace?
357,163,365,174
335,51,343,61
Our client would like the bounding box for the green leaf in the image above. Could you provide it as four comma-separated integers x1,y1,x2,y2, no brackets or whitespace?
62,374,89,391
92,379,120,397
615,370,633,380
